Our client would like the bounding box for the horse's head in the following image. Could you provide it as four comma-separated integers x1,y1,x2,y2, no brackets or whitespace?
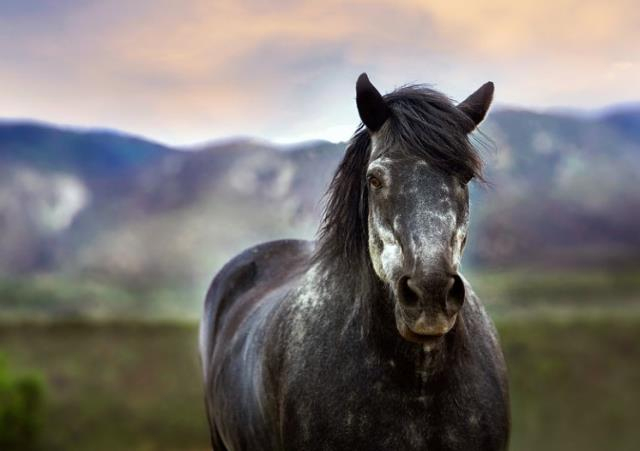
355,74,493,346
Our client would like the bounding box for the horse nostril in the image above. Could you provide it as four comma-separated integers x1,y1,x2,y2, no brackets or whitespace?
398,276,420,306
446,274,466,315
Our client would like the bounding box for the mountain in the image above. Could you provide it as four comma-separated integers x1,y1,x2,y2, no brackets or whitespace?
601,107,640,141
0,107,639,286
0,121,172,178
0,123,345,284
471,108,640,267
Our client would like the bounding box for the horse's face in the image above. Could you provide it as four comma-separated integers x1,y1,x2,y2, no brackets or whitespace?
356,73,494,346
366,146,469,345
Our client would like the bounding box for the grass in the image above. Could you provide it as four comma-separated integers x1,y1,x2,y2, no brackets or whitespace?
0,276,204,322
2,268,639,323
466,268,640,318
0,314,639,450
0,354,45,450
1,269,640,449
498,315,640,451
0,323,208,451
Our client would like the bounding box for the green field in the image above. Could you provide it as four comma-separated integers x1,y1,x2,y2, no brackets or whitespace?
3,268,640,322
1,270,640,450
0,316,639,451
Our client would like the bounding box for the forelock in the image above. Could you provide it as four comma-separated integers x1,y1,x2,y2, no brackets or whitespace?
377,85,484,181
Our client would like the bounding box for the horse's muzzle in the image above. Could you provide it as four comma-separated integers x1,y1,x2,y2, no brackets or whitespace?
395,307,459,345
394,273,465,345
397,273,465,314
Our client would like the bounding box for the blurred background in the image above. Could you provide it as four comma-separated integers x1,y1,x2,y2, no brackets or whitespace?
1,1,639,450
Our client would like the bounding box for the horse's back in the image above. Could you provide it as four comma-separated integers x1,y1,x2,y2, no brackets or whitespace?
199,239,313,377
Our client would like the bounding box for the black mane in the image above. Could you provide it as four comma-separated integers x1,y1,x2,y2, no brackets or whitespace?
314,85,484,269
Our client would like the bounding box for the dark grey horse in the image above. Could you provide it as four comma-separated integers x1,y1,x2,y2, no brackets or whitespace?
199,73,510,450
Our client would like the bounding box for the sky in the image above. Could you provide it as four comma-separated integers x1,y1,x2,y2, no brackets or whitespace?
1,0,638,145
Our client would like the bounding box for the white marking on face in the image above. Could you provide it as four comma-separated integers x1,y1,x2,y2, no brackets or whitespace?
368,213,404,283
451,226,466,270
378,224,403,282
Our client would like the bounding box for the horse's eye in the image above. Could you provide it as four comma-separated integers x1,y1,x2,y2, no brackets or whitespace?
368,175,383,190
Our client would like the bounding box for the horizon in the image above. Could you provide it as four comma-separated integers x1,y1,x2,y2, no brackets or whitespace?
1,99,638,148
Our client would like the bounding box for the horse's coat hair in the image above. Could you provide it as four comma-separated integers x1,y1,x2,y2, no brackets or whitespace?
200,74,510,450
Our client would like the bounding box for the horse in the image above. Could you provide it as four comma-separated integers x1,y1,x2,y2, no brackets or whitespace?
199,73,510,450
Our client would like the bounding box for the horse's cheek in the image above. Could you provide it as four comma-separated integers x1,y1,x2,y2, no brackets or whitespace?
380,241,403,283
369,214,403,284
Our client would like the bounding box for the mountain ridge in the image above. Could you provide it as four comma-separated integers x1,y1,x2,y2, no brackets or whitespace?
1,107,639,280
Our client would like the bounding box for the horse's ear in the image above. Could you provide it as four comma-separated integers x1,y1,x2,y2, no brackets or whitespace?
457,81,494,133
356,73,390,132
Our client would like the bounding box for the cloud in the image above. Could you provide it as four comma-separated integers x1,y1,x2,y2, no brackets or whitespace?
0,0,638,144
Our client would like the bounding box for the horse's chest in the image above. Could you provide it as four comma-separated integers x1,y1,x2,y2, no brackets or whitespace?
281,366,490,451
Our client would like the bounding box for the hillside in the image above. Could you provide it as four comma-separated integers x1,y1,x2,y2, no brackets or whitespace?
473,109,640,267
0,108,639,318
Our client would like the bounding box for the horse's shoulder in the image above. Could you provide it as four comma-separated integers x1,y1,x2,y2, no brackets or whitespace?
241,239,315,269
206,239,313,303
200,240,314,365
